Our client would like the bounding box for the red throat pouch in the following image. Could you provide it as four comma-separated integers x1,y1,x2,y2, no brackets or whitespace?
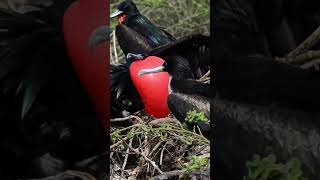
118,15,127,24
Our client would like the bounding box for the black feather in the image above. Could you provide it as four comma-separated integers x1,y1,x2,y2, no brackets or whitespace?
147,34,210,78
115,24,153,56
0,3,65,119
110,64,130,99
111,24,154,101
115,0,175,47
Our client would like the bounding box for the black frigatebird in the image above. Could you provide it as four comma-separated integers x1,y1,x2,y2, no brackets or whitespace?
213,0,320,111
110,0,175,48
129,35,213,134
93,2,212,127
103,0,177,114
109,25,154,118
212,0,320,179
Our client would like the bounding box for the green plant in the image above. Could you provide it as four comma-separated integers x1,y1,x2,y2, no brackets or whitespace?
244,155,308,180
183,156,209,173
110,123,209,145
185,110,208,123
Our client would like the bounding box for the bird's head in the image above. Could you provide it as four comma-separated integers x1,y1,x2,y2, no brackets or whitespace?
110,0,139,24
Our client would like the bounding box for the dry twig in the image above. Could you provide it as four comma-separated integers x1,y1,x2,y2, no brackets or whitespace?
287,26,320,58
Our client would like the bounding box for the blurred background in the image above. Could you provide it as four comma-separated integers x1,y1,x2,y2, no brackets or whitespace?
110,0,210,64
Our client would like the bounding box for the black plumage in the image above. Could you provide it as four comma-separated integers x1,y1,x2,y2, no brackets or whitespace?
110,2,212,132
111,0,175,48
212,0,320,179
115,24,153,56
109,1,177,111
137,36,212,132
148,34,210,78
0,8,59,119
168,92,211,136
109,24,153,118
0,1,107,179
213,0,320,111
213,99,320,179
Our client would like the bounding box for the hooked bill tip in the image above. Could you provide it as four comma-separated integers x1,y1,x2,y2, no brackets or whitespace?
137,65,165,77
110,10,124,18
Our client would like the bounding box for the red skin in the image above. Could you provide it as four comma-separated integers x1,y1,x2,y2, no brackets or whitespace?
118,14,127,24
63,0,109,129
130,56,170,118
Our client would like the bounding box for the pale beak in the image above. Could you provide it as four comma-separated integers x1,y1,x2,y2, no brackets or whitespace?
110,10,124,18
138,65,165,77
126,53,145,60
88,26,112,49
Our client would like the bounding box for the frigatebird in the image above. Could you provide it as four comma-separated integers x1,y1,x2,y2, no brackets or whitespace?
213,0,320,112
110,0,175,48
128,34,212,134
212,0,320,179
91,1,212,131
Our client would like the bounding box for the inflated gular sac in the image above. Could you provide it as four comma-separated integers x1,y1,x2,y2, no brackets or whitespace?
63,0,109,129
129,56,170,118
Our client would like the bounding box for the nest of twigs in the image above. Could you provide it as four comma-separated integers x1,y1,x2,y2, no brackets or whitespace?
110,111,210,180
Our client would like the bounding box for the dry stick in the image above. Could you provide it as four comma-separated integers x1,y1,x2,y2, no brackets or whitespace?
160,142,168,166
112,30,118,64
196,125,203,136
288,50,320,64
149,170,185,180
149,141,163,157
110,151,113,160
143,134,149,158
121,138,133,177
111,115,144,124
128,145,164,174
199,70,210,81
287,26,320,58
110,137,128,149
149,118,182,127
143,135,151,175
198,77,210,84
301,58,320,69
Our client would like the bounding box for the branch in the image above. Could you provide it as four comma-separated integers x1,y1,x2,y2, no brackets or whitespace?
128,144,164,174
287,26,320,58
276,50,320,64
149,170,184,180
24,170,96,180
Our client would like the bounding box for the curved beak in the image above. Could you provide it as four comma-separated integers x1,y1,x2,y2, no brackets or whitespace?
88,26,112,49
126,53,146,60
110,10,124,18
138,65,165,77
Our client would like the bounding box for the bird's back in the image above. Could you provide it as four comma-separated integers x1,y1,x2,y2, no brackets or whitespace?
126,14,175,48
